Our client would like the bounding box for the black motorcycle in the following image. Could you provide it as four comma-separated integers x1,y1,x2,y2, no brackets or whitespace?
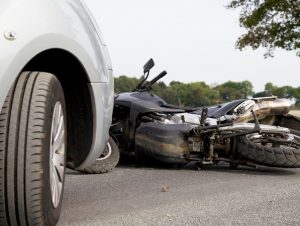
108,59,300,169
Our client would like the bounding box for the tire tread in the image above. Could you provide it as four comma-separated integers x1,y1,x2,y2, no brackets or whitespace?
237,135,300,168
0,71,65,226
79,137,119,174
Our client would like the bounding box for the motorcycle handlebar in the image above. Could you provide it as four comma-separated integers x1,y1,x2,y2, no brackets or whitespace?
149,71,167,86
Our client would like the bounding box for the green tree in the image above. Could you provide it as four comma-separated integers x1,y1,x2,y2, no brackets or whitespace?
228,0,300,57
254,83,300,106
292,87,300,105
265,82,275,95
215,80,254,101
114,75,140,93
253,91,268,97
263,82,294,98
115,75,300,108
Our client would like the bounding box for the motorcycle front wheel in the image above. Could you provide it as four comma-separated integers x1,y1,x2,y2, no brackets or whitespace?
236,131,300,168
78,136,119,174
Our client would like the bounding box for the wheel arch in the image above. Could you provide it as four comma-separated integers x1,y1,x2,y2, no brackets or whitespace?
23,48,94,168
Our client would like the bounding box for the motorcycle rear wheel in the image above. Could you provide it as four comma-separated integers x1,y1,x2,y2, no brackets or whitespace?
236,132,300,168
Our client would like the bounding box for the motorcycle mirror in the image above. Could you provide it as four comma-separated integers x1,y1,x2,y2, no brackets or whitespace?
143,58,155,74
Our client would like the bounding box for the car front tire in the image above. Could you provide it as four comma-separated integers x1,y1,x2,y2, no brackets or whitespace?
0,71,67,226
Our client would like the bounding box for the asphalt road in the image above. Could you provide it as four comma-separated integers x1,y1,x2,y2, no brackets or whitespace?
58,161,300,226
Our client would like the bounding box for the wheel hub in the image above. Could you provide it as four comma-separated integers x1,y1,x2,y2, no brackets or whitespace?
50,102,65,208
97,142,112,160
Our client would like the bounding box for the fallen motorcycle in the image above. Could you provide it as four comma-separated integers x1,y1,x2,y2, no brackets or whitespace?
110,59,300,169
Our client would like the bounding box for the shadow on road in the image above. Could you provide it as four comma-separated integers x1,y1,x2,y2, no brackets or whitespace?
116,155,297,176
65,155,297,177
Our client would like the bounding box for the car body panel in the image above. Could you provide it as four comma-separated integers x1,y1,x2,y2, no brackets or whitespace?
0,0,114,168
76,82,114,170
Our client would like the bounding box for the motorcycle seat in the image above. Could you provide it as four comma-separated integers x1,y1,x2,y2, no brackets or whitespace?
192,99,245,118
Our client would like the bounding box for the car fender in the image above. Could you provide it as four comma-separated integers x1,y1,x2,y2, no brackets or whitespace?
0,0,114,168
0,0,112,105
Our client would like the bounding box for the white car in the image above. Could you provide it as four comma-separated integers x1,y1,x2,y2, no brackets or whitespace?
0,0,114,225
